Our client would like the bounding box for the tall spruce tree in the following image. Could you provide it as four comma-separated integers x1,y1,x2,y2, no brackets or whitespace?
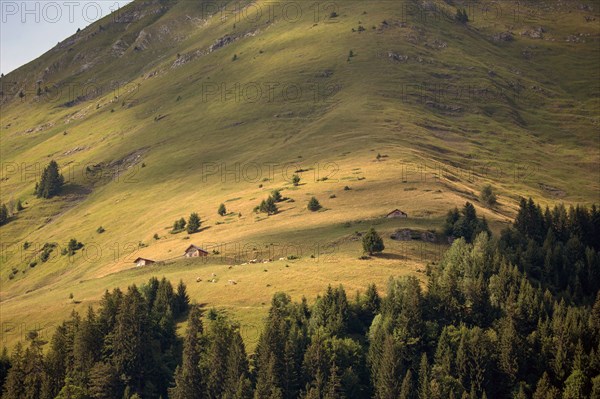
169,306,205,399
36,160,64,198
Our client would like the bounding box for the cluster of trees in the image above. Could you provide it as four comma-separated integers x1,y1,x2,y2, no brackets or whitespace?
35,160,64,199
444,202,490,243
172,213,201,234
255,190,287,215
3,198,599,398
1,277,189,398
499,198,600,304
0,200,24,226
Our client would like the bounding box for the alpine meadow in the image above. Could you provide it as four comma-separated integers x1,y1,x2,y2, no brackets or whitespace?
0,0,599,398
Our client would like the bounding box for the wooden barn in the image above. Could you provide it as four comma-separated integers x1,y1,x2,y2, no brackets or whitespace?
134,257,156,267
184,245,209,258
386,209,408,218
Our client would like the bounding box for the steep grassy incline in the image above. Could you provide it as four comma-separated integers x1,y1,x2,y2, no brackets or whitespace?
0,0,598,347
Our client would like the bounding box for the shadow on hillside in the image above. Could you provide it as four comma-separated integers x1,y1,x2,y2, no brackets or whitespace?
372,252,407,261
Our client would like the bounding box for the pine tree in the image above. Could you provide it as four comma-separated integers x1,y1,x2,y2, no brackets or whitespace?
362,228,384,255
272,190,283,202
260,196,278,215
562,369,587,399
324,362,344,399
308,197,322,212
532,372,559,399
187,212,201,234
224,330,251,399
292,174,301,186
0,204,7,226
35,160,64,198
88,362,121,399
218,203,227,216
72,306,102,385
480,185,497,207
418,353,430,399
174,279,190,317
111,285,151,393
169,306,204,399
375,335,401,399
3,343,25,398
399,369,413,399
173,217,186,232
0,347,9,394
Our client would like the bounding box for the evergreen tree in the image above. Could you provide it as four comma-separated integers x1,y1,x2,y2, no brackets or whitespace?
480,185,497,207
3,343,25,398
418,353,430,399
292,174,301,186
111,285,151,394
562,369,587,399
218,203,227,216
324,362,344,399
0,204,8,225
260,196,278,215
308,197,322,212
88,362,121,399
173,217,186,232
374,335,401,399
272,190,283,202
532,372,559,399
0,347,9,394
35,160,64,198
362,228,384,255
399,369,413,399
170,306,204,399
187,212,201,234
174,279,190,317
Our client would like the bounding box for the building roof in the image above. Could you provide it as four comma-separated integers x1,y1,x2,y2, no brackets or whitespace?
184,245,209,254
133,257,155,263
387,209,407,216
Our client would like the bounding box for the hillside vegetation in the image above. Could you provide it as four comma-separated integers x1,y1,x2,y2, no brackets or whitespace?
0,0,598,349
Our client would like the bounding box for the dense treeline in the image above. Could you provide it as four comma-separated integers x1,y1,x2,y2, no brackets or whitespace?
2,277,190,398
2,199,599,398
500,198,600,304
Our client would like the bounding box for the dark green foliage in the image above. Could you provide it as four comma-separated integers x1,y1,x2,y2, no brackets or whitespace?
0,204,8,226
67,238,84,256
5,199,598,399
174,279,190,317
308,197,322,212
272,189,283,202
455,8,469,23
480,185,497,207
187,212,201,234
40,242,57,262
218,203,227,216
35,160,64,198
16,199,23,211
292,174,301,186
0,347,10,394
362,227,384,255
259,196,278,215
444,202,490,243
172,217,186,232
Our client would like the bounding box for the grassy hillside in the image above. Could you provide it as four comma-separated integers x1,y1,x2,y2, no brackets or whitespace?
1,0,598,350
